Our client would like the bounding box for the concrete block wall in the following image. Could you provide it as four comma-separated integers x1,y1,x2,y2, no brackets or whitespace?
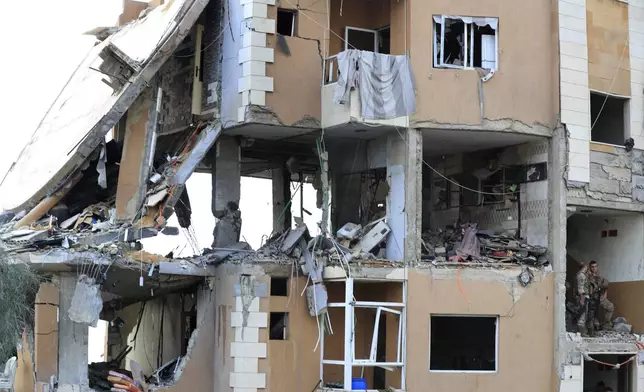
630,0,644,148
202,0,224,118
567,143,644,205
237,0,276,122
230,276,268,392
559,0,591,183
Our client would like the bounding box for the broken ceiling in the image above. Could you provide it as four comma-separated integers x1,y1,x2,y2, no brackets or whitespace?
0,0,210,213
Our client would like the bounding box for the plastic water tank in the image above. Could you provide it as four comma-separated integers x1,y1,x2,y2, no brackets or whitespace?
351,378,367,390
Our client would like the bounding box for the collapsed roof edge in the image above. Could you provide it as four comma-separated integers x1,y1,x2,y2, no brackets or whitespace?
6,0,210,214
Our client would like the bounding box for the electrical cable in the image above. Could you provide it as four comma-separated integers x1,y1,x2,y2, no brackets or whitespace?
285,4,520,197
590,37,629,131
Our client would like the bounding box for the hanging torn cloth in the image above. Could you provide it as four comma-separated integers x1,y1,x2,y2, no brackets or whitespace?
332,49,416,120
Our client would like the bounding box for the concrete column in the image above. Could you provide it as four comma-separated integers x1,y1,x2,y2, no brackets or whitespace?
211,136,241,247
34,283,59,383
56,275,89,387
549,125,568,384
271,167,291,233
386,128,422,262
115,86,159,221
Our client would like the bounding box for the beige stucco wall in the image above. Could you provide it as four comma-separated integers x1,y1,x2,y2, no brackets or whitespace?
267,277,320,391
406,269,556,392
264,0,326,126
587,0,631,96
410,0,558,128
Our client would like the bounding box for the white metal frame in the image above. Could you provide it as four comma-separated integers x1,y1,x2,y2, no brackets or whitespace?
583,351,639,392
320,278,407,390
345,26,379,52
432,15,499,71
428,314,500,374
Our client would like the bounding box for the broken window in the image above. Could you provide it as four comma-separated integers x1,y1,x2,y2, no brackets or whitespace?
321,279,405,390
590,92,629,145
433,15,498,70
270,277,288,296
270,312,288,340
277,9,296,36
430,315,498,372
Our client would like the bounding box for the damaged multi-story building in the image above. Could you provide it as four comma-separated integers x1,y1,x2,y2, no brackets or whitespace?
3,0,644,391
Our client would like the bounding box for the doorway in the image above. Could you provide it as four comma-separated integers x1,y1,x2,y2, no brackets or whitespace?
583,354,635,392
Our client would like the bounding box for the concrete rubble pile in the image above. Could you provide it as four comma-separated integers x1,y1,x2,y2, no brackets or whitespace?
421,222,549,266
0,122,222,264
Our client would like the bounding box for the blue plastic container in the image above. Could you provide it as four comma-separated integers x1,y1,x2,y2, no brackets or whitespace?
351,378,367,390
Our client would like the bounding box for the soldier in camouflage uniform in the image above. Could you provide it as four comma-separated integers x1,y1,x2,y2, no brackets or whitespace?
574,263,589,335
587,261,613,333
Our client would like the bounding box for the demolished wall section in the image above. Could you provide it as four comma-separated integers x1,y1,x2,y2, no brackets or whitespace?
158,38,195,135
427,140,550,246
201,0,224,118
151,283,216,392
567,144,644,208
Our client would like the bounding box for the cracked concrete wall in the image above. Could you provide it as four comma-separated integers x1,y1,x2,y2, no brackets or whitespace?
152,284,216,392
262,0,326,127
567,143,644,208
406,268,555,392
410,0,557,130
158,37,194,135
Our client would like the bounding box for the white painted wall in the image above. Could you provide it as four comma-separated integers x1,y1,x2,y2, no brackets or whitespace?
567,213,644,283
559,0,591,183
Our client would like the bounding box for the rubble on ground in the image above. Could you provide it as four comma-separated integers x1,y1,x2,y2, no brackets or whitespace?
421,223,549,266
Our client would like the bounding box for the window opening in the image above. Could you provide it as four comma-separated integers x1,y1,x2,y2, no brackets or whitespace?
345,27,378,52
271,277,288,296
433,15,498,70
269,312,288,340
583,354,634,392
590,92,629,145
430,315,498,372
377,26,391,55
321,278,406,390
277,9,296,36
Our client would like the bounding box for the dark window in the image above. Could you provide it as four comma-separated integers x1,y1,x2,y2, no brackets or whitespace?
590,92,628,145
430,316,497,371
269,312,288,340
271,277,288,296
609,229,618,237
277,9,296,36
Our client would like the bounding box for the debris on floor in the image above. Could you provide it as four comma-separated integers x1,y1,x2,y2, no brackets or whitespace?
421,223,548,265
612,317,633,334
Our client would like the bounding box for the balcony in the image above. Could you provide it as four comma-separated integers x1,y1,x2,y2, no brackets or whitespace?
321,54,411,131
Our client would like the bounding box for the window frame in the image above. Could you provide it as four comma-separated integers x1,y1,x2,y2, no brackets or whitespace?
277,8,296,36
432,15,499,71
428,314,500,374
345,26,379,52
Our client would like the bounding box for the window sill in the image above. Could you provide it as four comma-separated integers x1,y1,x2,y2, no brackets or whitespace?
429,370,498,374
